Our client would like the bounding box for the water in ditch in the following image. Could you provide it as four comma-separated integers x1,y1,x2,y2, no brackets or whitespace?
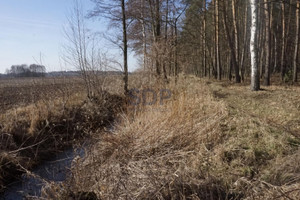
0,147,85,200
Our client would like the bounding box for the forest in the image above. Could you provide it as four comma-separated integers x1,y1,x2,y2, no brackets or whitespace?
87,0,300,91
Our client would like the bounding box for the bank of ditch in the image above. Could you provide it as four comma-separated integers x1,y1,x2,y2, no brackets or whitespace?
41,76,233,199
41,76,300,200
0,90,124,197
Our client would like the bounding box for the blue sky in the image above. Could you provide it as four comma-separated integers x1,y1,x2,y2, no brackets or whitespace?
0,0,137,73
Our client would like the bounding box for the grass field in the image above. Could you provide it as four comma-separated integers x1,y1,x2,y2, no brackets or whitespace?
40,75,300,200
1,75,300,199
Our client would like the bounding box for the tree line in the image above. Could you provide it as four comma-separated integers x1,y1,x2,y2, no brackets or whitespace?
6,64,46,77
67,0,299,94
179,0,299,90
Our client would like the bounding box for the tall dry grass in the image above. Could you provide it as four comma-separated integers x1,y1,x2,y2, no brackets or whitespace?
0,80,124,193
41,75,300,200
42,76,234,199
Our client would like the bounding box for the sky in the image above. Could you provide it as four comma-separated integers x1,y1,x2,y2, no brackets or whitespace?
0,0,137,74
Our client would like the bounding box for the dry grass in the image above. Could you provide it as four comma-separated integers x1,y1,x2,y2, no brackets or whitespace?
41,75,300,200
204,80,300,199
4,74,300,199
42,76,234,199
0,77,125,193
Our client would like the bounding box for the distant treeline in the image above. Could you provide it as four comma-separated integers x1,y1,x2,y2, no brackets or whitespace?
0,70,124,79
47,71,123,77
6,64,46,77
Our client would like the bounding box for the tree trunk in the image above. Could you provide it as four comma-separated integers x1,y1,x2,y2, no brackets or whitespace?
258,1,265,79
203,0,207,77
122,0,128,95
232,0,241,82
240,2,248,81
293,0,299,82
222,0,240,83
281,1,286,80
215,0,221,80
174,21,179,83
162,0,169,82
148,0,161,76
140,0,147,71
155,0,161,76
273,32,278,73
263,0,271,86
250,0,260,91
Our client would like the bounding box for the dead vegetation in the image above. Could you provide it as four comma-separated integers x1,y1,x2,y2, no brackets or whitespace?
0,77,125,193
39,75,300,200
42,76,230,199
1,75,300,199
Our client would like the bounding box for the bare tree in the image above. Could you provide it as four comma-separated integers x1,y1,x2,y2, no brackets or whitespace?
63,0,108,98
140,0,147,71
122,0,129,95
240,1,249,81
232,0,241,83
147,0,162,77
215,0,221,80
89,0,129,95
250,0,260,91
63,0,93,97
222,0,240,83
281,0,286,81
263,0,271,86
293,0,299,82
29,64,46,74
203,0,207,77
